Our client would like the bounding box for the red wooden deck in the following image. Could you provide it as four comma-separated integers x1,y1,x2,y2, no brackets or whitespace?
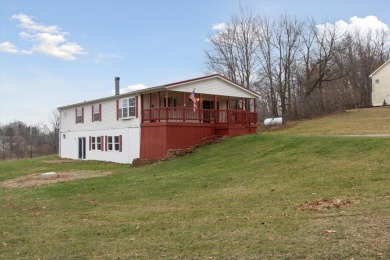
142,107,256,124
140,108,257,159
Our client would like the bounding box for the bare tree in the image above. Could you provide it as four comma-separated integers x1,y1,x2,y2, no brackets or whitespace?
205,6,260,90
256,16,279,117
296,20,352,116
0,110,60,161
45,109,60,153
347,28,390,106
256,14,304,120
205,8,390,121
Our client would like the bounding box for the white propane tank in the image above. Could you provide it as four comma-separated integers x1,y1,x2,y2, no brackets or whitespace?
264,117,283,126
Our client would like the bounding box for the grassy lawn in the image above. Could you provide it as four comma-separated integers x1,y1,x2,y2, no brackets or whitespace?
1,108,390,259
271,106,390,136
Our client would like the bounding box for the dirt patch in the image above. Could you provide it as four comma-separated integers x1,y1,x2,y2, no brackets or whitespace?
298,198,351,211
0,171,112,188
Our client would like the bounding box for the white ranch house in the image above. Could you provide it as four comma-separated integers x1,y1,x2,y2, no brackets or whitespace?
58,75,260,164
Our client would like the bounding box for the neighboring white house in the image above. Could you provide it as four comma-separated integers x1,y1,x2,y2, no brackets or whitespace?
370,59,390,106
58,75,260,164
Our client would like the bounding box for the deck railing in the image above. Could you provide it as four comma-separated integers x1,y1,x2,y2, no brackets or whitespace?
142,107,257,125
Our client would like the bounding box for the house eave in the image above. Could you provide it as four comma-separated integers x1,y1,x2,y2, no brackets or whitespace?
369,59,390,78
57,74,261,110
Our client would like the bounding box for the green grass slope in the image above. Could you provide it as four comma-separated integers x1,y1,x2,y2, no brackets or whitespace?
1,108,389,259
272,107,390,136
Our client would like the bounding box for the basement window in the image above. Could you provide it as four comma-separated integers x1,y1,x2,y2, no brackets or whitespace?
114,136,120,151
91,136,102,151
107,136,121,151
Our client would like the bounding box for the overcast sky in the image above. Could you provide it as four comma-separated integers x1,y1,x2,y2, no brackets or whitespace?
1,0,390,125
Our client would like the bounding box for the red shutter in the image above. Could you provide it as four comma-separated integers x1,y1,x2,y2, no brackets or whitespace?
105,136,108,151
99,104,102,121
101,136,104,151
89,136,91,151
82,107,84,123
75,108,77,124
116,100,119,120
136,96,139,118
92,105,94,122
119,135,122,152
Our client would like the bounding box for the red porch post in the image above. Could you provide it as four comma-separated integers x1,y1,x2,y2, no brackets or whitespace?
141,94,144,122
165,91,169,122
228,96,231,125
198,93,201,123
157,92,160,121
149,93,152,122
183,92,186,122
214,95,217,123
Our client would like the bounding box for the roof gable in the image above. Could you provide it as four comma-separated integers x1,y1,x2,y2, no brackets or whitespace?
369,59,390,78
164,75,260,99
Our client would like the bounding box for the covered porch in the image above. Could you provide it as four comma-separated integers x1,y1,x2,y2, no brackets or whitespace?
141,90,257,126
139,90,258,159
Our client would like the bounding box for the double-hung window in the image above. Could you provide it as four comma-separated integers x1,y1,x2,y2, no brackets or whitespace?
119,97,136,119
96,137,102,150
93,104,101,121
114,136,120,151
108,136,113,151
91,136,102,151
91,137,96,150
107,136,120,151
76,107,83,123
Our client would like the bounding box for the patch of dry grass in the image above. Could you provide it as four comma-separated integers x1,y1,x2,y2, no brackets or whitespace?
267,107,390,136
0,171,111,188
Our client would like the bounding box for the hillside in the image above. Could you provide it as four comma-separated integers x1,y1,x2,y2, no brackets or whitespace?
0,108,389,259
271,107,390,136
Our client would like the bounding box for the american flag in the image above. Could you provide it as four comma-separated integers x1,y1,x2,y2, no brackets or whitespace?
189,89,197,111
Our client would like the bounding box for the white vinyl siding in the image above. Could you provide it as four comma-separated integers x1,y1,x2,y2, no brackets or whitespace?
166,77,256,98
371,61,390,106
59,129,139,164
60,96,141,132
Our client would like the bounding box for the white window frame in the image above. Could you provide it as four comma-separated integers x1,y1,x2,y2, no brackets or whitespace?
107,136,120,151
96,136,101,151
93,104,100,121
107,136,113,151
375,79,380,85
91,137,96,150
119,97,136,119
91,136,102,151
76,108,83,123
114,136,120,151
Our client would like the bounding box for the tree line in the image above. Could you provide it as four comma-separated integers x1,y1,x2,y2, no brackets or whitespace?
205,8,390,121
0,110,59,161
